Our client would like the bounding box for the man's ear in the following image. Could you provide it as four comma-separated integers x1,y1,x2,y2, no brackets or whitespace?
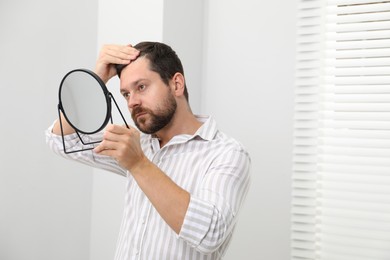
171,72,185,97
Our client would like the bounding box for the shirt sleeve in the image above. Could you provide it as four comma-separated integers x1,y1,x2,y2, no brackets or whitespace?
45,123,127,177
178,146,251,254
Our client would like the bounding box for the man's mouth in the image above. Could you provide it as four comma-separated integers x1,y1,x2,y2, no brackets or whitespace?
135,112,147,119
132,107,147,120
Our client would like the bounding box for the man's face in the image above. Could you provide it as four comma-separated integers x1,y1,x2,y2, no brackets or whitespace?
119,57,177,134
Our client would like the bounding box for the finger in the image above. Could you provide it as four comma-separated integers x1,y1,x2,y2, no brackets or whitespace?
105,45,139,61
100,52,131,65
93,139,116,153
93,147,116,158
102,129,124,142
118,45,140,59
93,143,106,154
105,124,131,135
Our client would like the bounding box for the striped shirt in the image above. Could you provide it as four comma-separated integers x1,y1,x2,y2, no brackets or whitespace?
46,115,251,260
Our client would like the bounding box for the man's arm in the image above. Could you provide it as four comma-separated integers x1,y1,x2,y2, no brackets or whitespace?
51,45,139,136
52,112,75,135
93,124,190,234
129,156,190,234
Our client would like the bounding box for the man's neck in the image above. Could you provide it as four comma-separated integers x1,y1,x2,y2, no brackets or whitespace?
155,113,202,147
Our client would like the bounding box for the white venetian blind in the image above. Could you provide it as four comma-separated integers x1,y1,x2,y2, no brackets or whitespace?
291,0,390,260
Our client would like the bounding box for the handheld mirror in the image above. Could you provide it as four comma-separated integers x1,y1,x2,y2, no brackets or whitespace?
57,69,128,154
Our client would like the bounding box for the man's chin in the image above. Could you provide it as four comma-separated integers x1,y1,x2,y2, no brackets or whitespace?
135,122,154,135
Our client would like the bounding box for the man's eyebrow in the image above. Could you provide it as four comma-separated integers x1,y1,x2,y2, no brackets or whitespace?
120,78,149,93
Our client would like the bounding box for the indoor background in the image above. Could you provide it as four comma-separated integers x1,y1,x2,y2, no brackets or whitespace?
0,0,297,259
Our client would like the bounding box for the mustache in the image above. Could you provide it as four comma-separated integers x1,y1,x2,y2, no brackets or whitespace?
131,106,151,119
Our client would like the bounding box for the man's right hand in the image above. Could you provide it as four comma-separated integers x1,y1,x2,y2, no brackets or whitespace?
95,44,140,83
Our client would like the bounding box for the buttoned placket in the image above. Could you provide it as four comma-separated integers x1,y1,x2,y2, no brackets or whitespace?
133,138,165,259
134,136,193,259
134,203,151,259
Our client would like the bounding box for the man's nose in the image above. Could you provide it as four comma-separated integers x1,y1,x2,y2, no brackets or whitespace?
127,93,141,109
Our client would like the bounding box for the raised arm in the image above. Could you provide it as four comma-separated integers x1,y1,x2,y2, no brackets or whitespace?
51,44,139,136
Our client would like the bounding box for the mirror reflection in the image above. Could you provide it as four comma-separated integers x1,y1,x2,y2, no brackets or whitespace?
57,69,128,154
59,69,110,134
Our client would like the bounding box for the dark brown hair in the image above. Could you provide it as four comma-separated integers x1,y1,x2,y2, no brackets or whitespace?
116,42,189,101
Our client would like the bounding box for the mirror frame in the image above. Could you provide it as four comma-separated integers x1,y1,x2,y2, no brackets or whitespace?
57,68,128,154
58,68,112,135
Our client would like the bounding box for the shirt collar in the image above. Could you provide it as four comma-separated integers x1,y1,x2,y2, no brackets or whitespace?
192,115,218,141
146,115,218,148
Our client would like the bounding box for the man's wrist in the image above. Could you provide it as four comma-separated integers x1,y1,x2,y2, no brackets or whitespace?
128,155,150,176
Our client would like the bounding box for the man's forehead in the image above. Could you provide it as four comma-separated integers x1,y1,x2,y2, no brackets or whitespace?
119,57,156,87
123,57,151,74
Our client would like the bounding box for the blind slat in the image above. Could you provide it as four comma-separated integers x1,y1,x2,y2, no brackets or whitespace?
327,2,390,14
320,128,390,139
326,67,390,76
327,30,390,41
325,75,390,85
326,57,390,67
327,12,390,23
328,0,390,5
325,49,390,59
327,20,390,32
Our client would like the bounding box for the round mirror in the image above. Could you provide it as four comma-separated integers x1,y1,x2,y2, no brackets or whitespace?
58,69,111,134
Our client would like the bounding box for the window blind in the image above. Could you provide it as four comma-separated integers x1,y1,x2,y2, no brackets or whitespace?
292,1,390,260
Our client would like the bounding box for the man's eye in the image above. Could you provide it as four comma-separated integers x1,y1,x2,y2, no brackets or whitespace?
139,84,146,91
122,92,130,99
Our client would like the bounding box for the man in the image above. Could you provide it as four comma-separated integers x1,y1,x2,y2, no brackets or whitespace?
46,42,250,259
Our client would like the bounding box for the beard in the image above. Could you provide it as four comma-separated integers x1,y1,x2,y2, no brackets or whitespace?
131,92,177,134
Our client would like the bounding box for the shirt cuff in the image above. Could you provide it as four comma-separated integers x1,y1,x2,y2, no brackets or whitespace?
178,196,215,247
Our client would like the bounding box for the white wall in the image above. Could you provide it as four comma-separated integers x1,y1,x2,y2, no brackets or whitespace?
201,1,297,259
163,0,205,114
0,1,97,260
